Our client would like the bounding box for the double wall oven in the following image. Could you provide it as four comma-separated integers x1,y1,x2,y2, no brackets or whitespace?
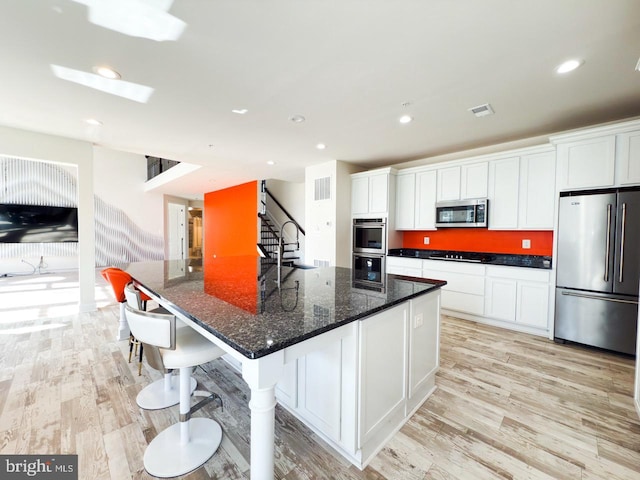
352,218,386,285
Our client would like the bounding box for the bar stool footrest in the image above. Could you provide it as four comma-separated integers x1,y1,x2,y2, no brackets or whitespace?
136,376,197,410
144,418,222,478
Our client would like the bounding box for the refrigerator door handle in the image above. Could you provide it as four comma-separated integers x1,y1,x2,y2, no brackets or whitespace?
619,202,626,283
604,203,612,282
560,290,639,305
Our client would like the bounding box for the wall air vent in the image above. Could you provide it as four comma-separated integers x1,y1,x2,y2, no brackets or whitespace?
314,176,331,201
468,103,495,117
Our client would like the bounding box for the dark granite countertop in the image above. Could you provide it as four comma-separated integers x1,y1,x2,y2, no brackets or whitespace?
388,248,552,269
126,257,446,359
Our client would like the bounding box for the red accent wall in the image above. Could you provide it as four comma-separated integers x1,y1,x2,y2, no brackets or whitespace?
402,229,553,255
203,181,259,257
204,255,258,314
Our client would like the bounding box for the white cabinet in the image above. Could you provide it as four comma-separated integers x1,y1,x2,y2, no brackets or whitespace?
487,150,556,230
358,303,408,448
406,292,440,414
461,162,489,199
488,156,520,229
436,166,461,201
422,260,485,316
387,256,422,277
351,169,395,216
395,173,415,229
436,162,488,202
556,136,616,190
395,169,437,230
484,276,517,321
415,170,437,229
485,266,550,330
617,130,640,185
276,290,441,469
516,281,550,329
297,340,344,441
351,176,370,215
519,151,556,229
554,122,640,190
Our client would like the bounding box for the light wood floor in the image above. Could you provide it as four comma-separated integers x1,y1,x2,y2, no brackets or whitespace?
0,271,638,479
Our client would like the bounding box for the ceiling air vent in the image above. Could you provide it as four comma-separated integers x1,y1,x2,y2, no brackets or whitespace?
468,103,495,117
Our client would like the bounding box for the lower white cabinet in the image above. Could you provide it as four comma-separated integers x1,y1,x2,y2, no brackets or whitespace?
358,304,408,449
422,260,485,316
516,281,550,329
485,266,550,330
275,289,440,469
386,256,422,277
387,257,553,334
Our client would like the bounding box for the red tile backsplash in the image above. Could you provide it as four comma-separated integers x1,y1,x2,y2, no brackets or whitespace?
402,229,553,255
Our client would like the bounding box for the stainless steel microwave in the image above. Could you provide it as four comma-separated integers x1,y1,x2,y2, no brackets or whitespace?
435,199,488,228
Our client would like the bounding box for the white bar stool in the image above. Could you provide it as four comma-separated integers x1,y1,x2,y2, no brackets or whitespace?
125,305,225,478
124,282,197,410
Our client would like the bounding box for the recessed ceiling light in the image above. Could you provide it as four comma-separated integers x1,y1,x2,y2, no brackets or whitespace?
555,59,583,74
267,161,275,165
85,118,102,126
316,143,326,150
93,66,121,80
399,115,413,124
232,108,248,115
289,115,305,123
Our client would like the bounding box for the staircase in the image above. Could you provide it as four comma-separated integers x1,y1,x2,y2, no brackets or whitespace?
258,215,300,269
257,181,305,276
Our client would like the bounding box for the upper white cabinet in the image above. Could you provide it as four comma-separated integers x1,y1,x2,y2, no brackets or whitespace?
487,149,555,230
519,151,556,229
436,162,488,202
487,156,520,229
436,166,461,201
460,162,489,199
395,173,416,229
617,130,640,185
552,119,640,191
556,136,616,190
395,169,437,230
351,168,396,217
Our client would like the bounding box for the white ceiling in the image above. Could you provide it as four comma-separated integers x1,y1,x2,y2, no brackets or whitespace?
1,0,639,200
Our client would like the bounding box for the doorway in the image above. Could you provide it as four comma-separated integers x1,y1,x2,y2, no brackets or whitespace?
188,207,203,258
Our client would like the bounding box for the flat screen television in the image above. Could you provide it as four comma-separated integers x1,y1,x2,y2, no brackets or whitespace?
0,203,79,243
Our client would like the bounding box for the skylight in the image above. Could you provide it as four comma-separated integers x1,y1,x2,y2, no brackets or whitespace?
51,64,154,103
70,0,186,42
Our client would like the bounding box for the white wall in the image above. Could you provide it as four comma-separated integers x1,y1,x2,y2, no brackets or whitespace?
0,125,96,311
93,147,163,237
304,160,359,268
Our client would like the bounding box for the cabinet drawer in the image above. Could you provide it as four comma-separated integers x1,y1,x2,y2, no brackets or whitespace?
441,291,484,315
388,266,422,278
424,270,485,295
387,257,422,269
486,266,550,283
422,259,485,276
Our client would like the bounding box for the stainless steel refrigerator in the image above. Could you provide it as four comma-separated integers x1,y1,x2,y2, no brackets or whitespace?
555,187,640,355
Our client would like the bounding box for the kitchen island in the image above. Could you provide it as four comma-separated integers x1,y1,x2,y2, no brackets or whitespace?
126,256,445,480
